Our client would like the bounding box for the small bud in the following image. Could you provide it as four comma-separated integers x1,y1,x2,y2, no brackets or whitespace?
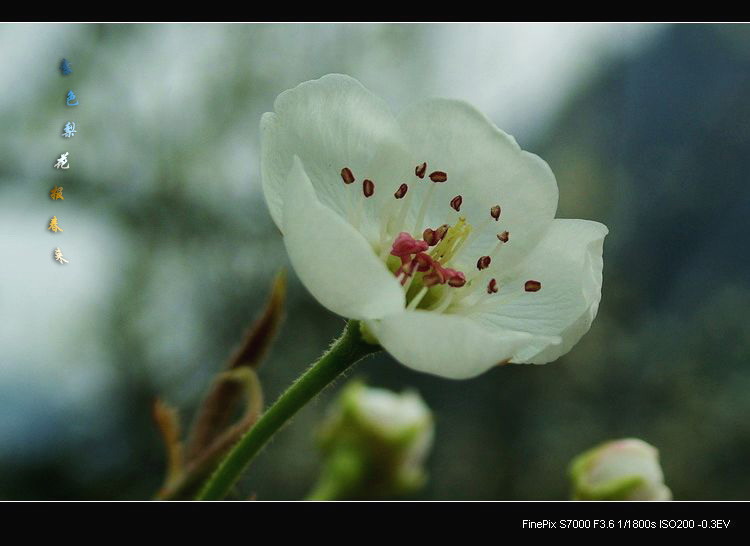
569,438,672,501
429,171,447,183
490,205,501,221
312,381,434,500
341,167,355,185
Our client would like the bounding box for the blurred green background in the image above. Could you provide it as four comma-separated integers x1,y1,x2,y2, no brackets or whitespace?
1,23,749,500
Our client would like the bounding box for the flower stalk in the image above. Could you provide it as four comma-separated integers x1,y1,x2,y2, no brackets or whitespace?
196,320,379,500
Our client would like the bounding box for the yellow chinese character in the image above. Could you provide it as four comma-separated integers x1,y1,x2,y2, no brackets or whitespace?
48,216,64,232
50,185,64,200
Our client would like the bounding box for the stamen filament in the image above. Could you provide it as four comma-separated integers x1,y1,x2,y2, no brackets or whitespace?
413,182,437,235
380,185,417,261
442,218,494,268
402,269,418,294
378,189,405,259
427,291,455,314
407,286,429,311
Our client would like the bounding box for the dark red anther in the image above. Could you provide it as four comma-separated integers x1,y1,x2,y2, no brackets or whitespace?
524,280,541,292
497,231,509,243
422,270,445,287
414,252,433,273
423,228,437,246
394,183,408,199
423,224,449,246
490,205,501,221
429,171,447,183
363,179,375,198
487,278,499,294
415,162,427,179
446,269,467,288
450,195,463,212
340,167,355,185
476,255,491,270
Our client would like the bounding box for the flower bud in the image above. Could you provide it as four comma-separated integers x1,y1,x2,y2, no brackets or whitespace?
569,438,672,501
310,381,434,500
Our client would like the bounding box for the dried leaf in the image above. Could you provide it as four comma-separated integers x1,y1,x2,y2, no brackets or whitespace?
157,368,263,500
185,270,285,461
228,269,287,370
152,398,184,493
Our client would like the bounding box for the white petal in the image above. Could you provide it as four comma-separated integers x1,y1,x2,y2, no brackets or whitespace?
282,157,405,320
473,219,607,364
397,98,559,267
587,439,671,500
261,74,408,235
365,311,537,380
590,441,662,486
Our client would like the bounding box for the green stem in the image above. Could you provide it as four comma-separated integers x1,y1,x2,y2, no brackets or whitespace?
196,320,379,500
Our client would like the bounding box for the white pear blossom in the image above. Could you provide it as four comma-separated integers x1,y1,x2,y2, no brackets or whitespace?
569,438,672,501
261,74,607,379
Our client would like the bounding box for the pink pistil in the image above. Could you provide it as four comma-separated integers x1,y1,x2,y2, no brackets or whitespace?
389,232,466,290
390,232,429,258
414,252,434,272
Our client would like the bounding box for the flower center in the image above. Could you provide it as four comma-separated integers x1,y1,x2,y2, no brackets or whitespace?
339,163,541,314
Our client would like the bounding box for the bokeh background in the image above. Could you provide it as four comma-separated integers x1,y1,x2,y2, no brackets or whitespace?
2,23,749,500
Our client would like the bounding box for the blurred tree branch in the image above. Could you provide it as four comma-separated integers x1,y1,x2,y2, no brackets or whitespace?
153,270,286,500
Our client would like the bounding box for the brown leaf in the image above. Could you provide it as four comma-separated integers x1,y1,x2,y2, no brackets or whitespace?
228,269,287,370
156,368,263,500
184,271,285,461
152,398,184,494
